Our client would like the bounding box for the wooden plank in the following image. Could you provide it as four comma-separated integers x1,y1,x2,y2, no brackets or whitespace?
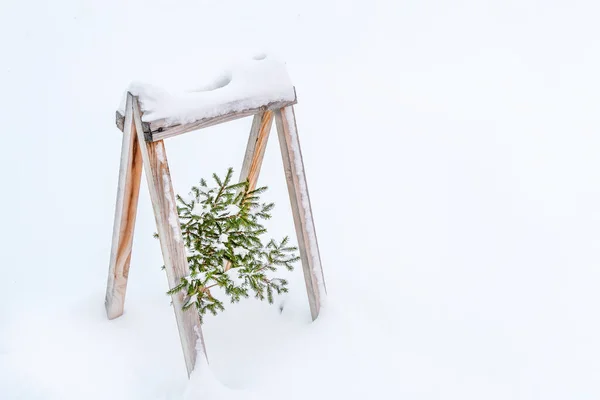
105,93,143,320
239,111,274,191
274,106,326,321
116,110,125,132
132,95,206,376
115,95,295,141
224,111,274,272
148,97,296,142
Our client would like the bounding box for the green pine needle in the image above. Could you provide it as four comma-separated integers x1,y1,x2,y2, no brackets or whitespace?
158,168,299,323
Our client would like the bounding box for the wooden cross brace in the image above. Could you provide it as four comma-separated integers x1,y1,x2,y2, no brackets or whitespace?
105,92,326,376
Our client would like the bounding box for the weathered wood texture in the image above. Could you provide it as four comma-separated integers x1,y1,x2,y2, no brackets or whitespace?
224,111,274,272
116,110,125,132
114,96,296,143
105,94,143,320
239,111,274,191
149,99,293,142
132,95,205,376
274,106,326,320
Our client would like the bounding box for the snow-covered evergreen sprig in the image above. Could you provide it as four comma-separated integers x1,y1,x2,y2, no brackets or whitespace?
160,167,299,322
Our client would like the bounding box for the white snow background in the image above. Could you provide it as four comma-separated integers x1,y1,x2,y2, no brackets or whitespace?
1,0,600,399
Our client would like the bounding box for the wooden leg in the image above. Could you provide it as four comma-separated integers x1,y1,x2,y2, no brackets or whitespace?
132,95,205,376
274,106,326,320
239,111,274,190
105,93,143,320
222,111,274,272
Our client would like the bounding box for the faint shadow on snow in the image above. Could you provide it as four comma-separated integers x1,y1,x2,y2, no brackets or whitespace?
183,356,252,400
181,299,402,400
190,72,232,93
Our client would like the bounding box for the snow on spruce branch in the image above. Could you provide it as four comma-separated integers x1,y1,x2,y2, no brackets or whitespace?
156,167,299,321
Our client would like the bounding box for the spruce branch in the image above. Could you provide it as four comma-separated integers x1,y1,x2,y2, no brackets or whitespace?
158,168,299,323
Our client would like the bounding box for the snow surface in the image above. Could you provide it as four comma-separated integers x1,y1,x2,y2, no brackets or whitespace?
3,0,600,399
120,56,295,126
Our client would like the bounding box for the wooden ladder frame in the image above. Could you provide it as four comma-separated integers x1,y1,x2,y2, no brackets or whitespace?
105,90,326,376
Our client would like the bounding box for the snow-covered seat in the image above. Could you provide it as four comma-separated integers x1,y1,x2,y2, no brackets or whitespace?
116,55,296,141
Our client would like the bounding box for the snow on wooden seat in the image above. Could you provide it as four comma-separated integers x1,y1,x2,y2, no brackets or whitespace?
116,55,297,141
